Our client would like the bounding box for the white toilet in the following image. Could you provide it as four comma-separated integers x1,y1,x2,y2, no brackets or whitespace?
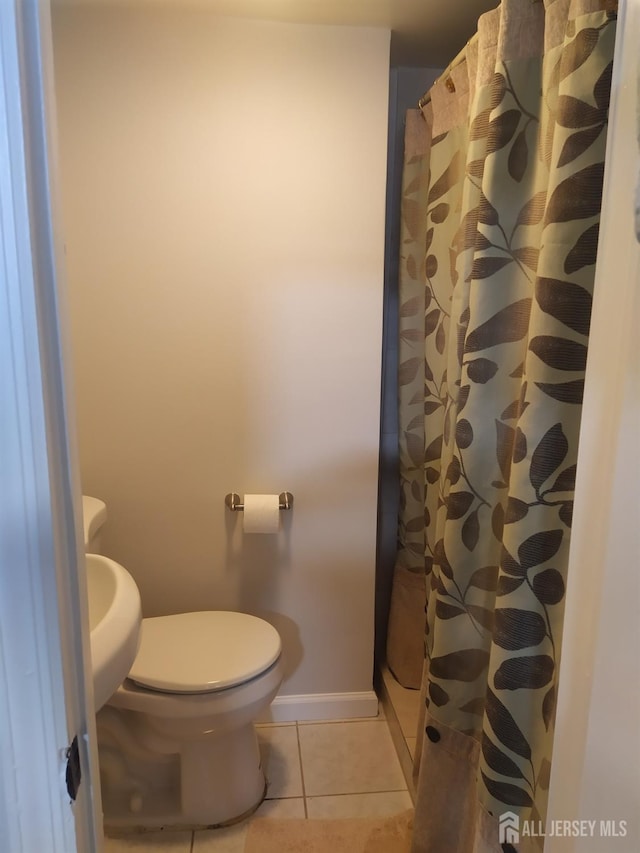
82,496,284,829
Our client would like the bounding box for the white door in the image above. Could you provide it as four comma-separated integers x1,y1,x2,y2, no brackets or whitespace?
0,1,102,850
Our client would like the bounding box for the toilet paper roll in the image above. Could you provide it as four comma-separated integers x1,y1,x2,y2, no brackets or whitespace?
243,494,280,534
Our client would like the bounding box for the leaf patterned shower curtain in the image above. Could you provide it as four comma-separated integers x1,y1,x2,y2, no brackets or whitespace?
387,1,617,850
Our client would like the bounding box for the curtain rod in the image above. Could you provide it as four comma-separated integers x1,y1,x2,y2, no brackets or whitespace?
417,39,471,111
417,0,544,111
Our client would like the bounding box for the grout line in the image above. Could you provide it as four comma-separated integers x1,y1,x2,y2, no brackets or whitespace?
189,829,195,852
297,717,387,727
295,722,309,818
305,787,410,799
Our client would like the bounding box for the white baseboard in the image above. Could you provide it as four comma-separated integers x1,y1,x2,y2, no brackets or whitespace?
257,690,380,723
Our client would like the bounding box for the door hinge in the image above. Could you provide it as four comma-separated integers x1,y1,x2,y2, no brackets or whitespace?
65,736,81,801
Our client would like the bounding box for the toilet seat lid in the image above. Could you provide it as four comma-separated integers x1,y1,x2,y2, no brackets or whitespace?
128,611,282,694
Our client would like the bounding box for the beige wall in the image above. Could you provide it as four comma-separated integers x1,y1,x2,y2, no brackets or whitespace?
52,6,389,698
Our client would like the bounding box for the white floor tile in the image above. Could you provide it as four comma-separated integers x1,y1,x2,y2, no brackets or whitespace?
193,822,246,853
255,797,306,819
405,737,417,759
306,790,412,819
104,830,193,852
257,724,304,799
298,720,406,797
193,798,305,852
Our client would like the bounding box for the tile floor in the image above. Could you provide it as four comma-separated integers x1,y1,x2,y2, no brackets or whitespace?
104,715,412,852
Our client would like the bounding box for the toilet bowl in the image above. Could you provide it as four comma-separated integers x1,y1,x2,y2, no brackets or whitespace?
82,496,284,829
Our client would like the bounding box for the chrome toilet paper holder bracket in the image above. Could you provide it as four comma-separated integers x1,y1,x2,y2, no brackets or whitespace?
225,492,294,512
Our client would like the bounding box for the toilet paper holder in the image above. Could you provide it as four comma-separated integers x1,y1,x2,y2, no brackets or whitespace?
225,492,294,512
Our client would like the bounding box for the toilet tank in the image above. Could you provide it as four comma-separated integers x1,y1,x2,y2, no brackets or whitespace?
82,495,107,553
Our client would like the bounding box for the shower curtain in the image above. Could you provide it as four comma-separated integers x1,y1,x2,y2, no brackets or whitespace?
386,1,617,850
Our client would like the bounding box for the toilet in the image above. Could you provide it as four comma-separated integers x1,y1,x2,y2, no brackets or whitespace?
82,496,284,829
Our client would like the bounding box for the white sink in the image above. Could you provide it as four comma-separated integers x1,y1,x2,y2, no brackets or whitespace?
86,554,142,711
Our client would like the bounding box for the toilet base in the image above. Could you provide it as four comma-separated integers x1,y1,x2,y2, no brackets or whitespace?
180,722,265,825
98,709,267,829
104,780,267,833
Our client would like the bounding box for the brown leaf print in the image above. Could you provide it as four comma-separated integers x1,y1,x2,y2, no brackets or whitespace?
436,600,466,620
485,688,532,759
529,335,588,371
467,358,499,384
557,124,604,168
497,575,525,596
564,223,599,273
467,159,485,179
430,202,450,223
425,308,439,335
487,109,521,153
462,510,481,551
532,568,565,605
468,605,494,632
545,162,605,223
447,491,475,519
514,190,547,229
508,129,529,182
405,431,425,467
495,420,516,483
559,501,574,527
478,194,500,226
470,107,492,140
429,681,450,706
535,278,592,335
468,565,498,591
542,685,557,731
547,464,576,494
513,428,527,463
425,434,443,463
430,648,490,682
494,609,547,650
492,503,505,541
505,497,529,524
402,198,422,240
513,246,539,271
425,254,438,278
559,27,599,81
482,734,525,779
535,378,584,404
399,357,422,386
529,423,568,492
556,95,606,129
428,149,462,204
594,61,613,110
446,457,461,484
517,529,563,570
460,696,486,715
400,295,421,317
501,547,526,577
465,299,532,352
456,419,474,449
481,772,533,807
470,255,513,280
494,655,554,690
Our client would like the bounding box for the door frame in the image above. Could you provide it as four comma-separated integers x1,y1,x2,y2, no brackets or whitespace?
0,0,102,850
